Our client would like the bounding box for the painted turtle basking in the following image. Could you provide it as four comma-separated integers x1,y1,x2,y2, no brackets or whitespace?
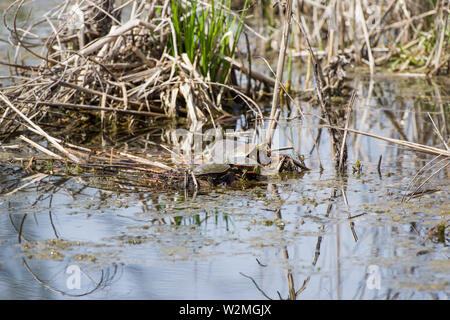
192,163,235,186
228,156,261,176
192,163,231,176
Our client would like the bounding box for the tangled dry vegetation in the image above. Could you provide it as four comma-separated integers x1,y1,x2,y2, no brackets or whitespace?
0,1,448,133
0,0,254,136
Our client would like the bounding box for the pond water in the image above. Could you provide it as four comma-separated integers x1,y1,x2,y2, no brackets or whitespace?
0,1,449,300
0,74,449,299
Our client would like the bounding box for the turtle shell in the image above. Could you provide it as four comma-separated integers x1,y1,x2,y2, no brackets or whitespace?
192,163,231,176
209,140,258,163
228,156,259,166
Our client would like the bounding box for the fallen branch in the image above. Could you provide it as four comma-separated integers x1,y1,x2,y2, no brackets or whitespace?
327,125,450,158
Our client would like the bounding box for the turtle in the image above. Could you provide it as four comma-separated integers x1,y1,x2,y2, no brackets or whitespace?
192,163,231,176
228,156,259,166
208,139,259,164
228,156,261,176
192,163,235,186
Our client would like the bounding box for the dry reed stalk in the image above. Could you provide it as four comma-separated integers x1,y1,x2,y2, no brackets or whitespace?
401,155,449,203
327,0,337,63
257,54,323,169
327,126,450,158
118,151,174,171
338,91,357,172
63,19,152,65
340,186,358,242
267,0,293,145
267,109,281,151
0,92,82,163
19,135,65,161
356,0,374,76
222,56,276,88
3,173,48,197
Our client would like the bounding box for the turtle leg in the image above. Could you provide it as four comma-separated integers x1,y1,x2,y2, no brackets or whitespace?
207,176,216,186
215,171,236,186
205,172,236,186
